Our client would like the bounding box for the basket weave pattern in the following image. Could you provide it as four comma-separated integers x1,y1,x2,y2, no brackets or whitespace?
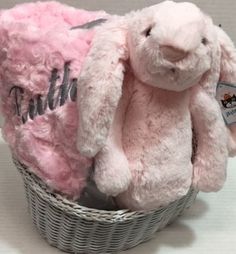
14,158,198,254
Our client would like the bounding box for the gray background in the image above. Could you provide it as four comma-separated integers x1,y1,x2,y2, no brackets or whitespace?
0,0,235,126
0,0,235,41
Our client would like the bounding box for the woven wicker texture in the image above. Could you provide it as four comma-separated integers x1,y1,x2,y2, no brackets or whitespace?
13,158,198,254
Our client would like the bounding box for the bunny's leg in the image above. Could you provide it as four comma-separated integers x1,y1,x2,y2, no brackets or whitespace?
190,87,228,192
94,103,131,197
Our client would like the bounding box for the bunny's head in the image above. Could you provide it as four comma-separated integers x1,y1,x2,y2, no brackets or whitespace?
77,1,236,157
126,1,217,91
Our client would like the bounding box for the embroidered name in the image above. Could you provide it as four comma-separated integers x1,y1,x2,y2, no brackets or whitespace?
8,19,108,124
9,62,77,124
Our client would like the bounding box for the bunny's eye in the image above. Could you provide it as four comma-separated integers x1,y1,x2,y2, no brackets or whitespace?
143,26,152,37
201,37,208,45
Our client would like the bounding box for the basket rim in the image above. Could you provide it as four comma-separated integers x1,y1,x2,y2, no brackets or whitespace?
13,157,197,223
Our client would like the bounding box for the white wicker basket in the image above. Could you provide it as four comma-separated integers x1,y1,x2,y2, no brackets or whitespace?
13,158,198,254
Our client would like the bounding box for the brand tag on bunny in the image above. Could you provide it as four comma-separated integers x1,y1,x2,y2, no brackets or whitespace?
216,82,236,125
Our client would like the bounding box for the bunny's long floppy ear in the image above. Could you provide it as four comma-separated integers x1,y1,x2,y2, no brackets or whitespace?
77,18,128,158
217,27,236,155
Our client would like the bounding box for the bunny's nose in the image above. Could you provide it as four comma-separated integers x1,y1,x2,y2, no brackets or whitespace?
160,45,188,62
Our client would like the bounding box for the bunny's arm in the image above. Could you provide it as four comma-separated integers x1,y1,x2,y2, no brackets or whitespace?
190,87,228,192
94,93,131,196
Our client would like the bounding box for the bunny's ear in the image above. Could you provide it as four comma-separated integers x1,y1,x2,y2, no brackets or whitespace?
216,27,236,156
77,18,129,158
217,26,236,83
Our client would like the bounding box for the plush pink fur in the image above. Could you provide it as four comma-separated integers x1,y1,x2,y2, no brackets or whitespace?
0,1,108,198
77,1,230,210
0,1,234,210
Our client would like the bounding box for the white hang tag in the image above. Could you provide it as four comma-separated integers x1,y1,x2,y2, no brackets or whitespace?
216,82,236,125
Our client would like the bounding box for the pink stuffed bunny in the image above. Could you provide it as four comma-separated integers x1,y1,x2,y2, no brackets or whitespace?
0,1,108,198
77,1,230,210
